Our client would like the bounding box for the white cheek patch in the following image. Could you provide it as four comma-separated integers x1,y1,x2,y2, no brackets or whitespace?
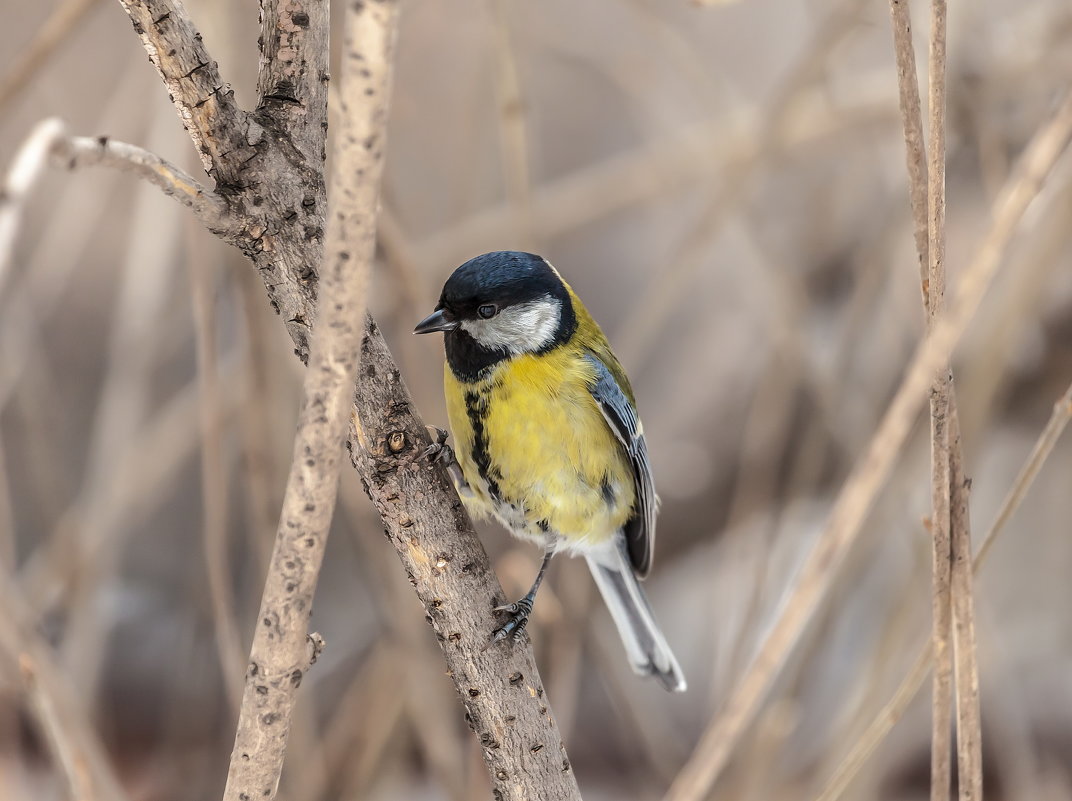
461,298,562,354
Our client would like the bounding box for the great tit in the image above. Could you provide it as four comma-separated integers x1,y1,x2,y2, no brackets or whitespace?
415,251,686,692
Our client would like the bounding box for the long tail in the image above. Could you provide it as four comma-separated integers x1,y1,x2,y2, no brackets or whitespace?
585,538,686,692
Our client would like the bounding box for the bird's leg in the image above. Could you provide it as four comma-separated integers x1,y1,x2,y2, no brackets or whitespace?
422,425,473,498
489,548,554,645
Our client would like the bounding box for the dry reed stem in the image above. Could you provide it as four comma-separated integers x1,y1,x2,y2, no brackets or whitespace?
0,119,67,296
894,1,989,794
889,0,931,298
948,405,983,800
925,0,955,797
490,0,536,250
415,77,898,270
924,1,984,796
0,582,128,801
187,220,246,712
220,2,396,798
814,377,1072,801
662,89,1072,801
618,0,869,366
0,0,103,112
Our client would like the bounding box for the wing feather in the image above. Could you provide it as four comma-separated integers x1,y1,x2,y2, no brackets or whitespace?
584,354,656,577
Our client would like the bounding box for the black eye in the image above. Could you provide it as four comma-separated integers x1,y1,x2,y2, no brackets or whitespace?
477,304,497,319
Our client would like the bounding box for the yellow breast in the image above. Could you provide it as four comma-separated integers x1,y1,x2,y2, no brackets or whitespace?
445,348,635,548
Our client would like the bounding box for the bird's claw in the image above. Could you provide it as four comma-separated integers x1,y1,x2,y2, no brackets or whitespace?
488,597,534,645
422,426,474,498
421,426,450,461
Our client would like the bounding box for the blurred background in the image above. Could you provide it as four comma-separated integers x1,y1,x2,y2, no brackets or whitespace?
2,0,1072,799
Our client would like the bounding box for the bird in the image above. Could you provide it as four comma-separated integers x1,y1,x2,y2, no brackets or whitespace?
414,251,686,693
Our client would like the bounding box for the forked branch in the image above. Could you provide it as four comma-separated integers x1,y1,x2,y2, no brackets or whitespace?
102,0,583,798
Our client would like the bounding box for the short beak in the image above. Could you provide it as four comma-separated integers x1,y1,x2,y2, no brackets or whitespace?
413,308,458,334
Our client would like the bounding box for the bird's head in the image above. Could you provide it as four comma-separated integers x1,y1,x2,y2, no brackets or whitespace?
414,251,577,356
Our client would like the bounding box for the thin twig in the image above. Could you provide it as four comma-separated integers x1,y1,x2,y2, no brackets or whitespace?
662,89,1072,801
220,2,396,798
52,132,231,232
0,118,230,300
814,377,1072,801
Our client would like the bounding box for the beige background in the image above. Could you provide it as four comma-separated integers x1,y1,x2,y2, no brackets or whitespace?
1,0,1071,799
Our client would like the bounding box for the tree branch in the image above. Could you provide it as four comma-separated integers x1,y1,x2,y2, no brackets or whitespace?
349,324,582,801
102,0,583,797
115,0,253,182
53,129,231,231
2,117,229,298
256,0,331,164
219,1,391,796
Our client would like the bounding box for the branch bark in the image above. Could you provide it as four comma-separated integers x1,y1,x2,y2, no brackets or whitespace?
115,0,252,181
256,0,331,164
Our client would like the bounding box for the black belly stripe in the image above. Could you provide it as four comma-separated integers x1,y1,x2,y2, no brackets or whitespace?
464,388,502,501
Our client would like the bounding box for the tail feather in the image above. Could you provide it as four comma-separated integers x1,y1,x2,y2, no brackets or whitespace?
585,540,686,692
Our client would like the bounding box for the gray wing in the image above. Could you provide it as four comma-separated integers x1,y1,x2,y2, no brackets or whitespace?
585,354,657,578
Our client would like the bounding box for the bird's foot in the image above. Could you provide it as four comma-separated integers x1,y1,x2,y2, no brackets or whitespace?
422,426,473,497
488,597,534,645
421,426,450,461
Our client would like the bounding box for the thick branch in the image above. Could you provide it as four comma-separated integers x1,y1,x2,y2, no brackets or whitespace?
256,0,331,164
220,2,393,799
115,0,253,181
349,324,582,801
